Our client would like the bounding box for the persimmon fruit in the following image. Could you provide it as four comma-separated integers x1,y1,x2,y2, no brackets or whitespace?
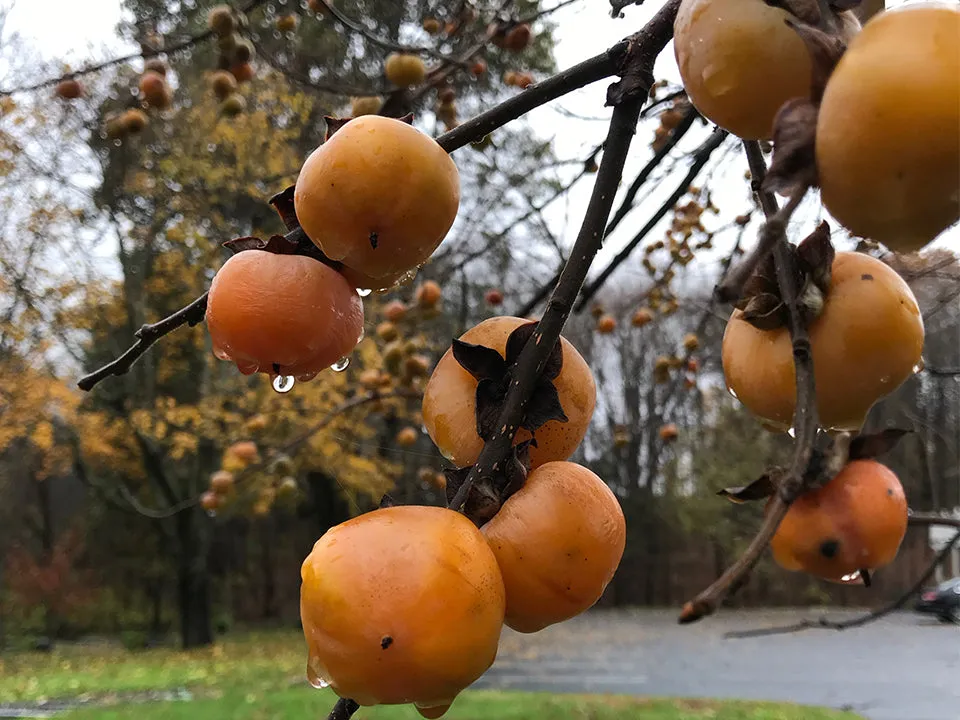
276,14,298,32
294,116,460,281
121,108,148,133
210,70,237,100
350,95,381,117
384,300,407,322
770,460,907,582
415,280,442,309
422,18,441,34
301,506,505,713
482,461,625,633
144,58,167,77
631,308,653,327
659,423,679,442
385,53,427,87
200,491,220,511
471,59,487,77
220,93,246,117
674,0,859,140
226,441,259,464
817,3,960,252
722,252,923,431
504,23,532,51
376,321,399,342
596,315,616,334
139,71,171,109
207,5,234,35
484,288,503,306
55,79,83,100
682,333,699,352
396,426,418,447
230,62,254,83
422,316,596,469
206,250,364,381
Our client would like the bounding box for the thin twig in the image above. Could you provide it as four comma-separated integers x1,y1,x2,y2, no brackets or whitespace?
317,0,449,60
0,0,270,97
575,127,728,312
517,106,699,318
726,526,960,639
678,140,817,624
77,292,208,391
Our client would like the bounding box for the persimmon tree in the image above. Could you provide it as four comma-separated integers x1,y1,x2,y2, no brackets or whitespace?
2,0,960,715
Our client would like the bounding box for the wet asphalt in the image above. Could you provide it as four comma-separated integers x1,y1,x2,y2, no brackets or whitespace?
474,608,960,720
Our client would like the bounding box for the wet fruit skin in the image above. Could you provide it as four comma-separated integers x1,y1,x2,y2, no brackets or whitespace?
674,0,858,140
294,116,460,281
422,316,596,469
770,460,907,582
300,506,505,712
206,250,364,381
722,252,923,431
817,3,960,252
482,462,625,633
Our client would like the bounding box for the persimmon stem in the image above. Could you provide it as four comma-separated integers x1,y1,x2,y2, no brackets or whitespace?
725,523,960,639
678,140,821,624
326,698,360,720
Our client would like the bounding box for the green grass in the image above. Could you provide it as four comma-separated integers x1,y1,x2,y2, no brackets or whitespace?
0,629,864,719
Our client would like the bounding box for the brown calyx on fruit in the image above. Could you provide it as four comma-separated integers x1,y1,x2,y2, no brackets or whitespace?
444,439,535,527
734,221,835,330
452,321,567,442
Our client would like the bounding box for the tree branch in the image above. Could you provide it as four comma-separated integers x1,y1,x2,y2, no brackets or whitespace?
678,140,818,624
574,127,727,312
725,525,960,639
326,698,360,720
77,292,208,391
0,0,270,97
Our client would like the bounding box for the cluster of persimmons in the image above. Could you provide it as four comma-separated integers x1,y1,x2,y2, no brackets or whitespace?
70,0,955,715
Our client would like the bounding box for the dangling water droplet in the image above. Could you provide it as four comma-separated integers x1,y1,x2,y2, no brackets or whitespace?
331,356,350,372
787,427,797,438
207,143,217,152
273,375,295,393
727,386,738,399
913,357,925,374
356,287,372,297
206,509,217,519
840,570,861,583
356,326,365,343
306,656,330,689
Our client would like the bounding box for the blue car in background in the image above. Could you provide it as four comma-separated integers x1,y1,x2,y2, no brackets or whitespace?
915,577,960,623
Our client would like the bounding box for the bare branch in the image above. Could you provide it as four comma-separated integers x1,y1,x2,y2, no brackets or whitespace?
678,140,818,624
326,698,360,720
575,127,728,312
0,0,270,97
77,292,208,391
725,526,960,639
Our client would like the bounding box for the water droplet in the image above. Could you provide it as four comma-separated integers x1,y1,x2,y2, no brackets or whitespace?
787,427,796,438
727,386,738,399
306,657,330,689
273,375,295,393
331,357,350,372
913,357,925,374
207,143,217,152
356,287,372,297
840,571,861,583
356,327,365,343
206,510,217,518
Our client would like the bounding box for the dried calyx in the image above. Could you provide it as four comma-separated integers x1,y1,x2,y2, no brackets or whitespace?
717,427,910,503
763,0,857,194
443,321,571,526
736,221,834,330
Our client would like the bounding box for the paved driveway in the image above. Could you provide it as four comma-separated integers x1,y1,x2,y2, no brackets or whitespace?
475,608,960,720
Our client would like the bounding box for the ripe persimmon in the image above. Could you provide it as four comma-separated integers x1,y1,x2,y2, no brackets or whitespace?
682,333,699,352
422,17,441,34
596,315,616,334
770,460,907,582
121,108,148,133
396,426,418,447
294,116,460,281
207,4,235,35
384,53,427,87
674,0,859,140
200,491,220,511
210,70,237,100
415,280,442,309
276,14,298,32
422,316,596,469
482,462,625,632
226,441,259,464
484,288,503,306
817,3,960,252
210,470,235,493
659,423,679,442
55,79,83,100
206,250,364,381
376,321,399,342
384,300,407,322
301,506,505,713
722,252,923,431
230,62,254,83
504,23,532,51
139,71,171,109
631,308,653,327
350,95,382,117
471,59,487,77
